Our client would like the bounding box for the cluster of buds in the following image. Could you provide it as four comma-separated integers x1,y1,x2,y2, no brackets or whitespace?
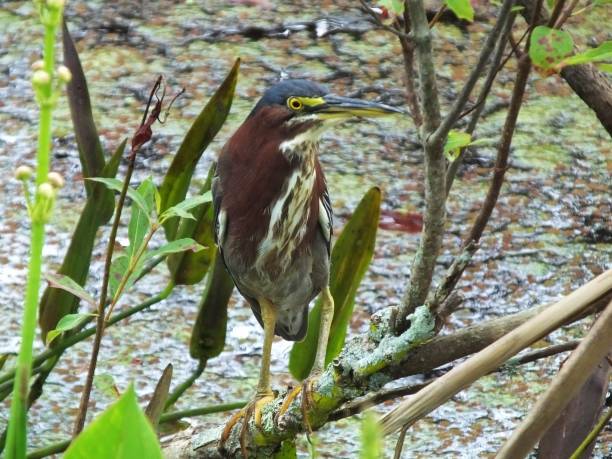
35,0,66,27
15,166,65,223
31,61,72,107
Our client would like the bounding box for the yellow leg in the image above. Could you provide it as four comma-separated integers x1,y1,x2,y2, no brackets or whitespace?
276,287,335,433
256,298,277,397
312,286,335,374
220,298,277,457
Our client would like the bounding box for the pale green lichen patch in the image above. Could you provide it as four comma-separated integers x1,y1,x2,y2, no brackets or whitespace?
353,305,435,378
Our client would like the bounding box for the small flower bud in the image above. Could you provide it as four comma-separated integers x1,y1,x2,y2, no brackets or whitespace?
37,182,55,200
47,172,65,189
32,70,51,86
57,65,72,83
31,60,45,71
15,165,34,181
46,0,65,9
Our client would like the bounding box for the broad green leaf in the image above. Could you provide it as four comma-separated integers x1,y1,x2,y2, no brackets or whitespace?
62,20,106,196
445,0,474,21
360,412,384,459
128,178,156,261
159,58,239,241
443,130,472,161
109,255,129,301
593,0,612,5
159,192,212,223
168,165,216,285
64,385,163,459
147,238,205,261
561,41,612,67
189,253,234,360
87,177,150,215
46,313,96,345
379,0,405,15
94,373,119,399
45,273,96,306
529,26,574,70
289,188,381,380
145,364,173,429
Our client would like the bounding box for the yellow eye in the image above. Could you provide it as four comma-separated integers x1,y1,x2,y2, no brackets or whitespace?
287,97,303,111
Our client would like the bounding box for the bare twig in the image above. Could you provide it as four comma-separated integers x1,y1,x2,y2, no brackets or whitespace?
445,12,516,195
497,300,612,458
72,77,164,435
432,0,515,146
428,5,446,29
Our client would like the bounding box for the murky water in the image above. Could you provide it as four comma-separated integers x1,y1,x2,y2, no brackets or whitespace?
1,1,610,457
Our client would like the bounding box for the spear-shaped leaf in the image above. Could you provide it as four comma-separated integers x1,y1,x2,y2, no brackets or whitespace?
159,58,240,241
289,187,381,380
167,165,216,285
145,364,173,430
189,252,234,361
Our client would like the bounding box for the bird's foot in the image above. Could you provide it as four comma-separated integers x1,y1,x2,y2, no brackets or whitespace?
275,374,319,435
219,391,275,458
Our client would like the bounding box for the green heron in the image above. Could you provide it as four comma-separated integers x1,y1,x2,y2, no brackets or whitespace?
213,79,401,454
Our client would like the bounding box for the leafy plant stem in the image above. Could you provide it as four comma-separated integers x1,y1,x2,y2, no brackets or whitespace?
72,153,136,436
163,360,206,410
26,439,70,459
107,224,158,319
0,284,174,396
5,8,61,458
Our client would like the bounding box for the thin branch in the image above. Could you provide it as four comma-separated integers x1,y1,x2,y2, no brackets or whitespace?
358,0,411,40
569,406,612,459
445,12,515,195
497,300,612,458
432,0,515,145
397,0,445,327
554,0,580,29
73,77,163,436
427,5,446,28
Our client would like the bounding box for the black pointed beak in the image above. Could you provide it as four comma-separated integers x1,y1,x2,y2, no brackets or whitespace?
313,94,405,118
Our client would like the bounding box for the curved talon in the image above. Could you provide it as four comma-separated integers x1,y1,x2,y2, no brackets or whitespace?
219,393,275,458
274,376,319,435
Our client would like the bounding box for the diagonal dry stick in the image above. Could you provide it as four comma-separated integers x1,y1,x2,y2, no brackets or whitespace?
380,268,612,435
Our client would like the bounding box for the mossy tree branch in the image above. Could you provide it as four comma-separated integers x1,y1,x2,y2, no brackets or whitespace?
161,276,611,458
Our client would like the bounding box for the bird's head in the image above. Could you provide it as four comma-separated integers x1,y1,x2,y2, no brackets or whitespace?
247,79,403,155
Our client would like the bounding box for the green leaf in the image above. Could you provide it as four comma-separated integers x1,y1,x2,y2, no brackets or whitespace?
159,58,240,241
64,385,163,459
109,255,129,301
360,412,384,459
147,238,205,261
0,354,9,372
189,253,234,360
127,178,156,261
94,373,119,399
561,41,612,67
145,364,173,429
443,130,472,161
160,192,212,223
529,26,574,70
45,273,96,306
87,177,150,215
289,188,381,380
593,0,612,5
46,313,96,345
62,20,106,196
596,62,612,73
167,165,216,285
379,0,405,15
445,0,474,21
